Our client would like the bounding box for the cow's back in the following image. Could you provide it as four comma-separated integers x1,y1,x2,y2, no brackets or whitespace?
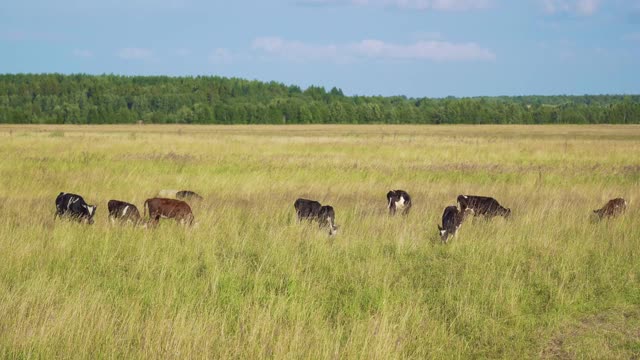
145,198,193,223
109,200,141,220
458,195,508,217
595,198,627,218
441,206,459,229
108,200,124,215
294,198,322,216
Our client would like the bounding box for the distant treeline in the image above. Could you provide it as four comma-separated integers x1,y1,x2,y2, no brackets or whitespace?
1,74,639,124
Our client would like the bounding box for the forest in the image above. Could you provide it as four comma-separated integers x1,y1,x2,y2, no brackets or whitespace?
1,73,639,124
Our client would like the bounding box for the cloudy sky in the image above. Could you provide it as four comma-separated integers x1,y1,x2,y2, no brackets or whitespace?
1,0,639,97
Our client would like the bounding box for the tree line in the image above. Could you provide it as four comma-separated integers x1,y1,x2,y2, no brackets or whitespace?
1,73,639,124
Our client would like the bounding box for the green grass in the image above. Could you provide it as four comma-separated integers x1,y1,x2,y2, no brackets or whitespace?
0,124,639,358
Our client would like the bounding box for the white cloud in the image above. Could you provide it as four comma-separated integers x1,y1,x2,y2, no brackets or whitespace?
297,0,491,10
541,0,601,15
208,48,233,64
575,0,599,15
252,37,346,62
252,36,495,63
117,47,153,60
72,49,93,58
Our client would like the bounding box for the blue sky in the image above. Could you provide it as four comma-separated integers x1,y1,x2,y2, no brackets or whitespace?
1,0,639,97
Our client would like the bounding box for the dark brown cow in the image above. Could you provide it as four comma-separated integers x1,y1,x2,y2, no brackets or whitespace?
457,195,510,218
593,198,627,219
143,198,194,226
108,200,142,224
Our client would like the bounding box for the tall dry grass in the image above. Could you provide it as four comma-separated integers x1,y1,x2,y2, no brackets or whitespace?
0,124,638,358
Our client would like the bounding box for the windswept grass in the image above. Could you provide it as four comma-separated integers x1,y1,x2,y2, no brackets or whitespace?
0,124,639,358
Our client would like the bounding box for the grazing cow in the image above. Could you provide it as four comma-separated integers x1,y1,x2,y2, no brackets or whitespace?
593,198,627,219
294,198,339,235
143,198,194,226
387,190,412,215
457,195,511,218
294,198,322,221
176,190,203,201
107,200,142,224
54,192,97,224
438,206,473,243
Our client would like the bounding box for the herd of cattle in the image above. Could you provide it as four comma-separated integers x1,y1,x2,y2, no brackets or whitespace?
54,190,628,242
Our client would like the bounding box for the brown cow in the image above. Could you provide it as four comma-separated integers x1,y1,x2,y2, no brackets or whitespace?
593,198,627,219
143,198,194,226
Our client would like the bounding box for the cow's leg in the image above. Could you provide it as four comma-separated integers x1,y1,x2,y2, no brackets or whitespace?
328,217,337,236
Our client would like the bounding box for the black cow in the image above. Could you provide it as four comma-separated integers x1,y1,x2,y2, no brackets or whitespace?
593,198,627,219
387,190,412,215
294,198,338,235
438,206,473,243
54,192,97,224
457,195,510,218
107,200,142,224
176,190,203,201
294,198,322,221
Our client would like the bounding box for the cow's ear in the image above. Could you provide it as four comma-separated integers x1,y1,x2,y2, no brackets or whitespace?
437,225,442,231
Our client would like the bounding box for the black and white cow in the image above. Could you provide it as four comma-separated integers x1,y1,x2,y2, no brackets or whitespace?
54,192,97,224
107,200,142,224
438,205,473,243
387,190,412,215
294,198,338,235
457,195,510,218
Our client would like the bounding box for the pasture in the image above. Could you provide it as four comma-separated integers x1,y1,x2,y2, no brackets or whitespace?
0,124,639,358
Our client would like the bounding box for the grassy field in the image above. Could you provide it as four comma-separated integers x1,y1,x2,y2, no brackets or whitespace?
0,124,639,359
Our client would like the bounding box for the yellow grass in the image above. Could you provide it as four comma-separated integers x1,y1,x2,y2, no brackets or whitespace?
0,124,639,358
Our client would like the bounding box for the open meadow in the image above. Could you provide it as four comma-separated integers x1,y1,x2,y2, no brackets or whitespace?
0,124,639,358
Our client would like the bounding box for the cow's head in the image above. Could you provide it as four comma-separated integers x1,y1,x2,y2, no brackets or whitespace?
592,209,604,219
438,225,449,243
329,224,339,236
85,204,97,224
